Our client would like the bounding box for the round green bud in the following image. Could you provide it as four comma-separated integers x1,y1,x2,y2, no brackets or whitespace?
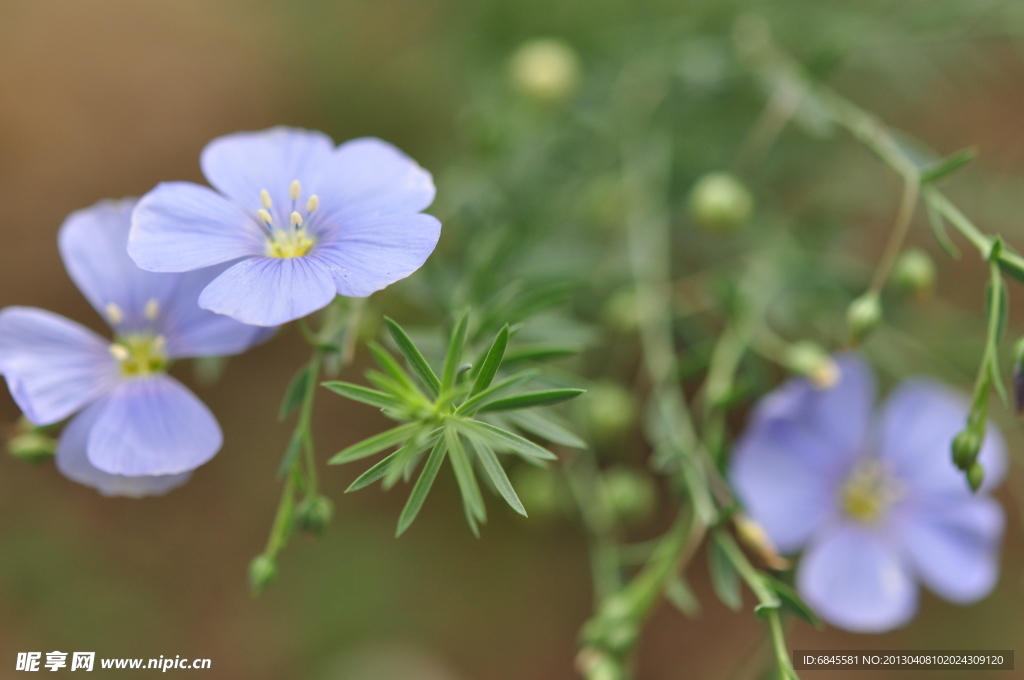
782,341,838,389
510,466,564,520
846,292,882,344
688,172,753,233
294,495,334,537
8,431,57,464
585,382,636,443
248,554,278,594
892,248,936,296
952,428,982,470
967,462,985,493
600,467,657,526
509,39,581,102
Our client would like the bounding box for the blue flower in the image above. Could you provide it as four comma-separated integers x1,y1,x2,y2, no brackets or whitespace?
0,200,269,496
127,127,441,327
730,354,1006,633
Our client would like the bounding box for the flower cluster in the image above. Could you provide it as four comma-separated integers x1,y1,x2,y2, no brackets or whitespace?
0,128,439,496
730,354,1006,632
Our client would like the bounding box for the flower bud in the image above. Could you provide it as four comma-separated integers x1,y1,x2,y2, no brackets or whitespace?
294,495,334,537
846,292,882,344
509,39,580,102
733,513,789,570
249,554,278,594
8,431,56,464
892,248,936,296
782,341,838,389
967,462,985,493
952,428,982,470
600,467,656,526
688,172,753,233
585,382,637,443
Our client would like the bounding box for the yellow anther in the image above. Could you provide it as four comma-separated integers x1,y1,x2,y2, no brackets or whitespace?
258,209,273,225
289,180,301,201
290,211,304,228
105,302,124,325
109,344,130,362
306,195,319,213
152,335,167,352
144,299,160,321
260,189,273,209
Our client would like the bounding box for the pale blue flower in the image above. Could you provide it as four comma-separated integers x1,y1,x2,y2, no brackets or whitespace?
127,127,441,327
0,200,268,496
730,354,1006,633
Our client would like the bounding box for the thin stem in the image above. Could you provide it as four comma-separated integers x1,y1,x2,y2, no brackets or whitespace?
868,176,920,294
300,349,325,494
767,609,796,680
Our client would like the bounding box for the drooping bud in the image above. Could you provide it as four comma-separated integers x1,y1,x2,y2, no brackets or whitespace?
783,341,838,389
509,38,581,102
892,248,936,296
733,513,789,570
952,428,982,470
600,467,657,526
248,554,278,594
688,172,753,233
846,292,882,345
967,462,985,493
294,495,334,537
8,431,57,464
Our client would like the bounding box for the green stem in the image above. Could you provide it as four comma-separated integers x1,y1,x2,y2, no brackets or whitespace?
767,609,796,680
300,348,325,494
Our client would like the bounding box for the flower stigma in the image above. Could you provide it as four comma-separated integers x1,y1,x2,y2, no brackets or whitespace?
842,459,903,523
109,334,168,378
261,179,318,259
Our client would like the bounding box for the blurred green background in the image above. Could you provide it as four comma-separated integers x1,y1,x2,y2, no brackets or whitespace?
2,0,1024,678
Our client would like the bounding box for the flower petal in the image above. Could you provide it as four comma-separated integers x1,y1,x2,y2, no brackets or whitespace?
200,127,336,211
56,400,191,497
797,524,918,633
315,137,436,222
877,380,1007,495
129,182,264,272
86,376,222,476
312,213,441,297
0,307,117,425
198,256,337,327
899,497,1003,603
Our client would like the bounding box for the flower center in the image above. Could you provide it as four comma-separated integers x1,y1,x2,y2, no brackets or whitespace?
258,180,319,259
109,333,168,378
841,459,903,524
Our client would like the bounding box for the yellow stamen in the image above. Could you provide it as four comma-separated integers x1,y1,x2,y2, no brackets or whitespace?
258,209,273,225
306,195,319,213
110,334,168,377
144,298,160,321
289,180,301,201
260,189,273,209
842,460,902,523
105,302,124,325
109,343,129,361
290,211,303,228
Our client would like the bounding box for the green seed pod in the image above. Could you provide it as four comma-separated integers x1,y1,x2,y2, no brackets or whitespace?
952,428,982,470
509,39,581,102
892,248,936,296
600,467,657,526
249,554,278,594
294,495,334,537
967,462,985,493
8,431,57,464
688,172,753,233
846,292,882,344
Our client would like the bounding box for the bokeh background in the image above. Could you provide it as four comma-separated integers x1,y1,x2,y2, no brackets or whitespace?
2,0,1024,678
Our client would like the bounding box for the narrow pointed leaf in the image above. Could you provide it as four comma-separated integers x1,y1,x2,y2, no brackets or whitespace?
920,147,976,184
502,343,581,365
446,426,486,531
441,311,470,395
708,537,742,611
470,325,509,397
502,410,587,449
383,427,443,488
473,438,527,516
455,419,556,461
385,317,441,399
346,449,403,492
276,429,305,477
762,575,822,628
278,364,312,421
367,341,421,395
329,422,423,464
478,388,585,412
396,438,448,536
925,199,960,259
455,370,538,415
321,381,405,410
665,576,701,617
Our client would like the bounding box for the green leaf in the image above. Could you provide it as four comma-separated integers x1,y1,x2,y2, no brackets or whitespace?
925,199,960,259
278,364,311,421
385,317,441,399
445,426,486,535
328,422,423,465
502,410,587,449
454,419,557,461
396,438,448,536
321,382,404,410
276,429,305,478
470,325,509,397
367,341,421,395
920,147,976,184
502,343,581,365
478,388,585,412
441,311,470,395
471,437,527,516
346,450,402,492
383,427,443,489
762,575,822,628
664,576,701,617
708,537,742,611
985,267,1010,406
455,370,538,416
